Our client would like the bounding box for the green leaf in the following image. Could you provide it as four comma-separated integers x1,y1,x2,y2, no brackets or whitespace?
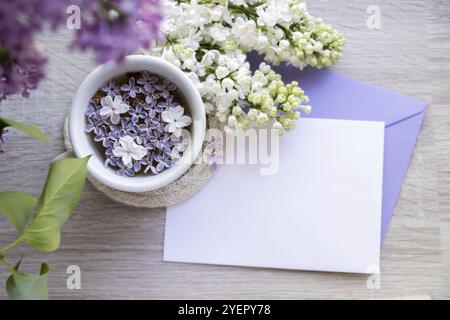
5,260,49,300
38,156,91,225
21,216,61,252
20,156,90,252
0,192,37,233
0,116,48,142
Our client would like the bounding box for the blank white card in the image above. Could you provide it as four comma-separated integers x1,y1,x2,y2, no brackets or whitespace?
164,118,385,274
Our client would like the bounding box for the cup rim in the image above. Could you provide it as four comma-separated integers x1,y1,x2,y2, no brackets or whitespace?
69,55,206,192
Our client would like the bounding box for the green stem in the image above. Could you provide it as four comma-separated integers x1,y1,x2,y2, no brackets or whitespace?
200,43,222,52
0,255,16,272
229,5,258,19
0,238,22,256
275,23,291,37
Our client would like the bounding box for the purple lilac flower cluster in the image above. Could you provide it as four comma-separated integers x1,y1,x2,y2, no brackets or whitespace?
85,71,190,177
0,0,66,99
0,0,162,101
73,0,163,64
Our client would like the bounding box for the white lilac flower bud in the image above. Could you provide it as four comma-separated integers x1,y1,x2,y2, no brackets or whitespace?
267,106,278,117
209,24,230,42
223,40,237,51
232,106,243,116
314,42,323,52
302,105,312,114
215,66,230,80
282,102,292,112
288,95,300,105
304,44,314,55
257,112,269,125
279,40,290,49
259,62,271,73
210,6,225,21
273,121,283,130
222,78,235,91
281,118,296,131
292,32,303,41
276,95,287,104
162,47,181,68
274,28,285,41
183,58,195,69
201,51,216,66
248,108,258,120
257,35,269,46
218,55,227,66
228,115,238,127
226,59,240,72
277,86,288,96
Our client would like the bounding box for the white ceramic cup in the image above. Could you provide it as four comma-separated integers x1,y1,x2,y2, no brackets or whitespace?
68,55,206,192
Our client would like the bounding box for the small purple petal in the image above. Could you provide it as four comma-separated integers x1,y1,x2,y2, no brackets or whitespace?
150,166,159,175
110,157,119,166
134,161,142,172
85,124,95,133
156,162,165,172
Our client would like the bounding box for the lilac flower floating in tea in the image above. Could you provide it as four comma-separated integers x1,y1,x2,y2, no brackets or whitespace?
98,95,130,125
112,135,148,168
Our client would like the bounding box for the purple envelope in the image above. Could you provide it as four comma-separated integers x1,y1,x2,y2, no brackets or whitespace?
257,58,427,241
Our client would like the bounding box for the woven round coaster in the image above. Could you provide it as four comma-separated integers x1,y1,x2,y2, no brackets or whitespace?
63,113,214,208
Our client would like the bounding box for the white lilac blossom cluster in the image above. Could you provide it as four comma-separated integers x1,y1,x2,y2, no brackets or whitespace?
148,0,345,135
85,72,192,177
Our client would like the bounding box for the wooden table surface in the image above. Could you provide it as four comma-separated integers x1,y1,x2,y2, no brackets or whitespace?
0,0,449,299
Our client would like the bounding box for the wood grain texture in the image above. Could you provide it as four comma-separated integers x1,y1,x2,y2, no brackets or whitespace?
0,0,449,300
